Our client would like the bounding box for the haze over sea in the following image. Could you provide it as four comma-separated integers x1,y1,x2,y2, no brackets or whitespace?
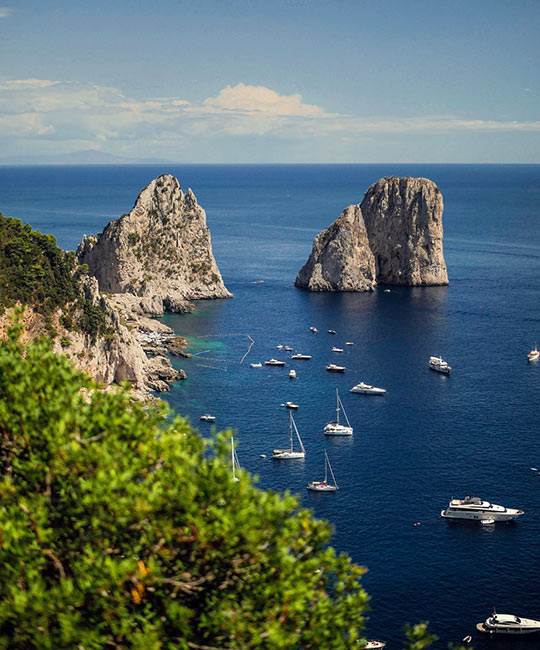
2,163,540,648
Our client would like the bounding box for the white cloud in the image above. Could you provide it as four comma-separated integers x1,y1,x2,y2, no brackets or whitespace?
1,77,539,159
0,7,12,18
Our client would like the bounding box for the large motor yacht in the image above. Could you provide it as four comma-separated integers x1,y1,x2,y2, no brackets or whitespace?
350,382,386,395
429,356,451,374
441,495,524,522
476,610,540,634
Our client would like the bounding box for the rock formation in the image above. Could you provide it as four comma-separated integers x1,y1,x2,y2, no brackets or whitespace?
77,174,231,314
295,176,448,291
361,177,448,286
295,205,376,291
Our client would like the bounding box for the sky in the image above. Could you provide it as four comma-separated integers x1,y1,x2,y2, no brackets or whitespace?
1,0,539,163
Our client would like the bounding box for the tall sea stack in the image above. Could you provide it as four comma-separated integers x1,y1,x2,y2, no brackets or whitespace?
295,176,448,291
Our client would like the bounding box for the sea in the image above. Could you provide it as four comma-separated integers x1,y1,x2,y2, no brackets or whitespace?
1,163,540,649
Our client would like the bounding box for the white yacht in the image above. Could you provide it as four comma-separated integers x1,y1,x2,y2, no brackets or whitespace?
324,388,353,436
310,326,318,333
429,356,451,374
328,329,337,335
345,341,354,346
250,362,262,368
528,344,539,362
276,344,283,349
307,450,338,491
363,642,386,649
350,382,386,395
289,369,297,379
476,610,540,635
326,364,345,373
441,495,524,522
291,353,311,360
284,346,293,351
285,401,299,409
331,346,344,353
231,436,240,482
200,414,216,422
265,358,286,366
272,412,306,459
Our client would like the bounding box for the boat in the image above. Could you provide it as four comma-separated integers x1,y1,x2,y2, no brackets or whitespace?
289,369,296,379
363,642,386,649
350,382,386,395
310,326,318,332
440,494,524,522
476,610,540,634
383,289,391,293
429,356,452,374
285,401,299,409
528,344,539,362
326,364,345,373
200,414,216,422
307,450,338,491
276,344,283,349
284,346,293,351
272,412,306,459
324,388,353,436
291,353,311,360
328,329,336,334
250,362,262,368
265,359,286,366
345,341,354,346
231,436,240,482
331,347,344,353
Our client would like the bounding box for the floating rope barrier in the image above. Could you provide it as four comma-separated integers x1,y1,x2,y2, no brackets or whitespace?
189,334,255,365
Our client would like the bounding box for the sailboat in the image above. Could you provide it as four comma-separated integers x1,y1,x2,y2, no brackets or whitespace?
324,388,353,436
307,450,338,491
231,436,240,482
272,412,306,459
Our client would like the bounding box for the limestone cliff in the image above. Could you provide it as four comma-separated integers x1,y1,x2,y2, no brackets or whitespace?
77,174,231,312
295,205,376,291
361,177,448,286
295,177,448,291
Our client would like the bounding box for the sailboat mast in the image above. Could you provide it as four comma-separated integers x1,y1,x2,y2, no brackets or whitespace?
324,449,328,483
326,450,338,488
335,387,340,424
231,436,236,481
291,413,305,454
289,411,294,452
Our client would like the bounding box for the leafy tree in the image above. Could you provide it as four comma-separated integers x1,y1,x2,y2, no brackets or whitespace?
0,324,466,649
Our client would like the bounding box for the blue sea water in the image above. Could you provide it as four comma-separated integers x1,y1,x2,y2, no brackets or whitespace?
1,163,540,649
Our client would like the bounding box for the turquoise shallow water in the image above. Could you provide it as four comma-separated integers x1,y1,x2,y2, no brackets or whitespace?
2,164,540,648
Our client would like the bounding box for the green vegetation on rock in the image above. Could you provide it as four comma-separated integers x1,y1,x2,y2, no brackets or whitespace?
0,214,107,340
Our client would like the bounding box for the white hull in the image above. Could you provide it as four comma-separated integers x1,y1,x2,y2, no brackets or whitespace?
441,509,521,522
272,450,305,459
324,424,353,436
350,383,386,395
307,482,337,492
477,614,540,634
430,364,450,374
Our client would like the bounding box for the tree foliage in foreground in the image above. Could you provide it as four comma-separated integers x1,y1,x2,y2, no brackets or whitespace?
0,323,371,649
0,324,466,649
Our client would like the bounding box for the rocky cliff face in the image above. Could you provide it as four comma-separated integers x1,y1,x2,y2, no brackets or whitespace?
295,177,448,291
295,205,376,291
361,177,448,286
77,174,231,312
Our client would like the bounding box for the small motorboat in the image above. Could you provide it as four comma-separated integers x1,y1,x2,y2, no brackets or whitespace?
326,364,345,373
383,289,391,293
259,454,267,458
310,326,318,332
291,353,311,360
265,359,286,366
429,356,451,374
345,341,354,346
476,610,540,634
284,401,299,409
363,641,386,649
250,362,262,368
200,414,216,422
284,346,293,351
289,369,297,379
350,382,386,395
332,347,344,353
276,344,283,349
528,344,539,362
328,329,336,334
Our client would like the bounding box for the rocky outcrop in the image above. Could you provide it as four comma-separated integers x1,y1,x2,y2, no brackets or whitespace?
295,177,448,291
361,177,448,286
295,205,376,291
77,174,231,314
